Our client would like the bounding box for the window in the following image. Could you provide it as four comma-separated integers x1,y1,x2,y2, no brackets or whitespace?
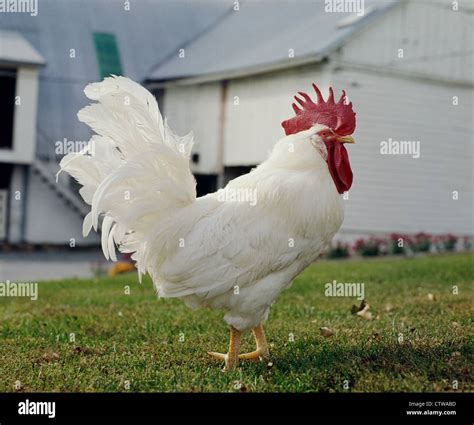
92,33,123,80
0,68,16,149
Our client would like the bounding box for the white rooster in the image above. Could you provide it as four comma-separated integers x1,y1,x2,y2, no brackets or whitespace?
59,76,356,370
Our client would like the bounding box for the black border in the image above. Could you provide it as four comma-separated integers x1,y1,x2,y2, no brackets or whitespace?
0,392,471,420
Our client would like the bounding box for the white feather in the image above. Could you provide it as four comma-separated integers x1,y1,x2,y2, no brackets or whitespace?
82,212,93,237
108,224,117,262
101,216,113,260
59,75,195,271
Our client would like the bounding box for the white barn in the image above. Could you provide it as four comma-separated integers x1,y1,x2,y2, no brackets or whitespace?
0,0,472,246
148,0,473,240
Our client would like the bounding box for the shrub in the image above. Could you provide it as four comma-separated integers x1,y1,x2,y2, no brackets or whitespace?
441,234,458,252
327,242,350,259
389,233,407,255
412,232,431,252
353,238,382,257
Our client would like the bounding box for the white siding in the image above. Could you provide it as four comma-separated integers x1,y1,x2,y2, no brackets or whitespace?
339,0,473,84
332,69,473,235
224,64,330,165
163,83,222,174
8,165,25,243
25,170,99,245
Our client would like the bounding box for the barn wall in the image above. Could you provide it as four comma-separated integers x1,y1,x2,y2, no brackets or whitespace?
24,170,99,245
223,64,331,166
8,165,26,243
332,68,473,236
338,0,473,85
159,0,473,237
163,82,222,174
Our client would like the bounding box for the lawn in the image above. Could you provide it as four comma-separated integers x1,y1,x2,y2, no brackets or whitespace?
0,253,472,392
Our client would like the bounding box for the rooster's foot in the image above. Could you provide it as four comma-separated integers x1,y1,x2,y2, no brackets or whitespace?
207,326,241,371
238,323,270,361
208,323,270,369
239,347,269,361
207,351,238,370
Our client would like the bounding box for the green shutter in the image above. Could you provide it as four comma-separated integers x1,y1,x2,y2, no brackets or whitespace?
92,32,123,79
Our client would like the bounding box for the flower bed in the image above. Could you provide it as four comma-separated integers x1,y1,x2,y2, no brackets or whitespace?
326,233,470,259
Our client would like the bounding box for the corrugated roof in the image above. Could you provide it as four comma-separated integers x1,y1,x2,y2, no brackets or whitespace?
0,30,45,66
148,0,400,82
0,0,231,157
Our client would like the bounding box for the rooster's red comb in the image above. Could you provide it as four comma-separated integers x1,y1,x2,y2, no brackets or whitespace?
281,84,356,136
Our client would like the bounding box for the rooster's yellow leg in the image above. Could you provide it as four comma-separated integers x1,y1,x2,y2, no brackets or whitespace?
208,326,241,370
239,323,270,361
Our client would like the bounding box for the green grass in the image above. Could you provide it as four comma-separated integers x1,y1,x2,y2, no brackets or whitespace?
0,253,472,392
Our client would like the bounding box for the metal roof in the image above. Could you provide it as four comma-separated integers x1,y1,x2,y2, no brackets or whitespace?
148,0,400,83
0,0,230,157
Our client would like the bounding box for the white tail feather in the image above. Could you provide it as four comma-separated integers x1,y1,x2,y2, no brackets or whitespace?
59,76,196,278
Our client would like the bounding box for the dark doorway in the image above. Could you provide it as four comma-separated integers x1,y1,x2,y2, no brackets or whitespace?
0,69,17,149
223,166,256,186
194,174,217,197
0,164,13,189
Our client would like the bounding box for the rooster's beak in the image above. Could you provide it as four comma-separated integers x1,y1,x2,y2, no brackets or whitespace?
336,135,355,144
